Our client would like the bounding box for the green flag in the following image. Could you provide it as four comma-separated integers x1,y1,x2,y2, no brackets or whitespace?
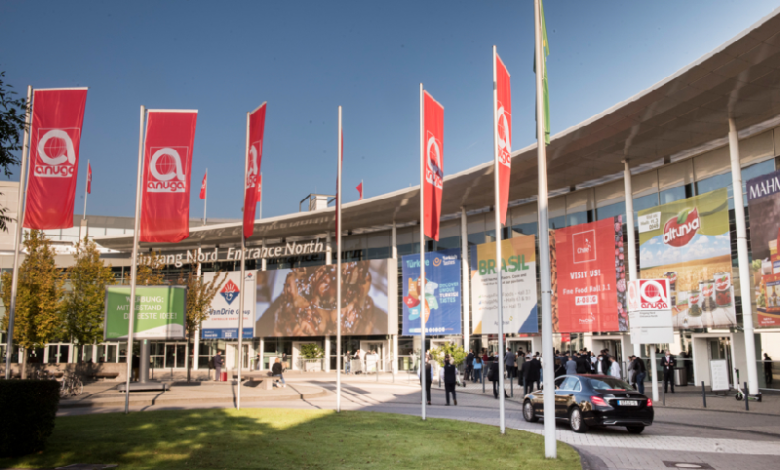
534,0,550,145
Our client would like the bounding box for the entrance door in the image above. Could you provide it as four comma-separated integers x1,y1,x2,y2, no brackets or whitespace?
603,340,623,363
364,342,385,371
227,343,249,370
707,337,732,386
165,344,176,369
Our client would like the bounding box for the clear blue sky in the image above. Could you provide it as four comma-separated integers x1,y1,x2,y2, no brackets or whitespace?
2,0,779,220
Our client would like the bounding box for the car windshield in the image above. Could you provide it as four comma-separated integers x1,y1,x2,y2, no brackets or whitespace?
588,377,633,391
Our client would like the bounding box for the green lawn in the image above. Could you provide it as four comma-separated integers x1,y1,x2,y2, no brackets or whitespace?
0,408,581,469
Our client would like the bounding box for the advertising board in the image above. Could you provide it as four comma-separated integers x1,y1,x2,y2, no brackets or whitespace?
470,236,538,334
201,271,256,339
746,169,780,327
627,279,674,344
401,249,462,336
104,286,187,340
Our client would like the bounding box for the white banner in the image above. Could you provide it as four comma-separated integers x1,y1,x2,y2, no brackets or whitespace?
201,271,256,339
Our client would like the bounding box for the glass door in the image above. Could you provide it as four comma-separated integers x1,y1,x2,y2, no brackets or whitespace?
707,337,733,386
228,344,249,369
165,344,176,369
176,344,186,369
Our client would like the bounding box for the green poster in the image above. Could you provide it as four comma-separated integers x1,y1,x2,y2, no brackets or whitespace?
104,286,187,340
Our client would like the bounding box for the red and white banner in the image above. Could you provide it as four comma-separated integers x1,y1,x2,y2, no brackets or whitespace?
256,173,262,202
243,102,266,238
25,88,88,230
199,171,207,199
494,50,512,226
140,110,198,243
356,181,363,200
86,162,92,195
423,90,444,241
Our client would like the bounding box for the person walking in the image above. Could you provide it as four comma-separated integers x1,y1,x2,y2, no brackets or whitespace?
465,350,474,381
440,356,459,406
554,358,566,378
472,356,483,384
504,348,516,379
487,359,507,399
609,358,622,379
765,353,774,386
565,355,578,376
525,355,541,394
344,350,351,375
631,354,647,395
418,356,433,405
271,357,286,387
662,350,676,393
212,351,224,381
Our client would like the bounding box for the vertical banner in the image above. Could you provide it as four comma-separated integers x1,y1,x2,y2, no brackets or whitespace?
494,51,512,225
746,170,780,327
244,103,267,238
638,188,736,329
470,236,539,334
201,271,256,339
86,162,92,194
423,91,444,241
25,88,88,230
552,217,627,333
401,248,462,335
199,171,207,199
140,110,197,243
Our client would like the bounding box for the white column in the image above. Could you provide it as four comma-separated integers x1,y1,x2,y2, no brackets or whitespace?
261,239,267,272
259,338,265,371
461,207,471,352
194,247,202,371
324,337,331,372
728,117,760,395
326,232,332,265
392,222,398,374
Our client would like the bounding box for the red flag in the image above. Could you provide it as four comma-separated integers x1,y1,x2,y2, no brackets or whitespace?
25,88,88,230
86,162,92,195
356,181,363,200
423,90,444,241
495,50,512,225
140,110,198,243
256,173,262,202
199,171,207,199
243,102,267,238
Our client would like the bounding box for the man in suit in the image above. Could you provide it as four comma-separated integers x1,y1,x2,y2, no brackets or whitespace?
441,356,459,406
464,350,474,381
525,355,542,394
662,350,676,393
419,356,433,405
505,348,516,379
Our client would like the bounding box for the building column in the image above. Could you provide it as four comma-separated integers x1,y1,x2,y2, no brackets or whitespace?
461,207,471,351
392,222,398,373
259,338,265,371
324,337,331,372
728,117,760,396
194,246,202,371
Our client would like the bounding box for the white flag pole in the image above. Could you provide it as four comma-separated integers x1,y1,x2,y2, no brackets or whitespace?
83,159,89,220
419,83,427,421
203,168,208,226
337,106,343,413
237,114,250,410
492,45,507,434
124,105,146,414
534,0,556,458
4,85,32,380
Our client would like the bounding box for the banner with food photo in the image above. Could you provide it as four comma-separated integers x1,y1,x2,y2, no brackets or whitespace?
746,169,780,327
470,235,538,334
550,216,627,333
401,249,462,336
638,188,736,329
254,259,396,337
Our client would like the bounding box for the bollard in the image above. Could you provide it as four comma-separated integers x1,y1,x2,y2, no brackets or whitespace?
510,376,513,397
701,381,706,408
663,384,665,406
482,368,486,394
745,382,749,411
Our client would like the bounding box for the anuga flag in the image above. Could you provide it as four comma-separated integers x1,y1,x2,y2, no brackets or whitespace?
534,0,550,145
86,162,92,194
199,171,207,199
423,90,444,241
25,88,88,230
140,110,198,243
244,102,267,238
494,48,512,225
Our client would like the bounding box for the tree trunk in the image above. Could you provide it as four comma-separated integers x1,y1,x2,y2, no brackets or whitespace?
186,332,192,383
20,350,28,380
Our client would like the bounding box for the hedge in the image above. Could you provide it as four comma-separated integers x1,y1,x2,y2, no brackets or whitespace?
0,380,61,457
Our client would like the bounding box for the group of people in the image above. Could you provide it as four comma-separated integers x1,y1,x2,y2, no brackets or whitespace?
418,353,460,406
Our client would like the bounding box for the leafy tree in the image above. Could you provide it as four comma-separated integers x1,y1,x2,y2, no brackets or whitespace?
0,71,28,232
133,250,166,286
179,271,226,382
430,342,468,367
300,343,324,359
0,230,65,378
63,237,116,353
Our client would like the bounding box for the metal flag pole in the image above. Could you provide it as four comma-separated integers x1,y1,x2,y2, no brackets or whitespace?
4,85,32,380
83,159,89,220
124,105,146,414
419,83,427,421
534,0,556,458
337,106,343,413
492,45,507,434
236,114,250,410
203,168,208,225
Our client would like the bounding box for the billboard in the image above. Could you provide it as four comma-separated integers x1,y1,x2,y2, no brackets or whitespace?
104,286,187,340
627,279,674,344
551,216,627,333
746,170,780,327
470,236,538,334
401,248,462,336
638,188,736,329
255,259,396,337
201,271,256,339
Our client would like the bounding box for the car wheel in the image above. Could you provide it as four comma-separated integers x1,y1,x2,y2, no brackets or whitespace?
626,425,645,434
523,400,539,422
569,407,588,433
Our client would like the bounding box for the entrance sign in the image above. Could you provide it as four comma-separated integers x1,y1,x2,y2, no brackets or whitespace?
470,236,538,334
746,169,780,327
104,286,187,340
201,271,256,339
401,248,462,336
709,359,730,392
627,279,674,344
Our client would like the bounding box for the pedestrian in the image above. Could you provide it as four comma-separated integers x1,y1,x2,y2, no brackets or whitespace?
345,350,351,374
212,350,224,381
662,350,676,393
473,356,483,383
565,355,578,376
440,356,459,406
609,358,622,379
482,350,489,365
631,354,647,395
765,353,773,386
465,349,474,381
418,356,433,405
271,357,286,387
527,355,541,394
554,358,566,378
487,359,507,399
505,348,516,379
576,352,589,374
626,355,636,386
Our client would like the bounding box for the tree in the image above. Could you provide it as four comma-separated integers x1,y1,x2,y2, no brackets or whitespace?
430,342,468,367
0,71,28,232
63,237,116,354
179,271,227,382
0,230,65,378
133,250,166,286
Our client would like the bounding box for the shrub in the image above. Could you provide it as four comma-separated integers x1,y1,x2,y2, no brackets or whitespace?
430,343,468,366
300,343,324,359
0,380,60,457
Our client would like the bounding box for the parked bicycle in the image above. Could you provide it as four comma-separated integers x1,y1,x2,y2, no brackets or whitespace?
60,375,84,397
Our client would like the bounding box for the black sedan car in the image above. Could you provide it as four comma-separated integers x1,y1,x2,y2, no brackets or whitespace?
522,374,653,433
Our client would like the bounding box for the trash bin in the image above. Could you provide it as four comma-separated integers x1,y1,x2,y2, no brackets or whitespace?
674,367,687,387
220,371,228,382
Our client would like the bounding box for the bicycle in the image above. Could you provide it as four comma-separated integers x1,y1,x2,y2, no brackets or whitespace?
60,375,84,397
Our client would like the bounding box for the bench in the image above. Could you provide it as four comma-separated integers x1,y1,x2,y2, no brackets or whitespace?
88,371,119,380
232,371,281,390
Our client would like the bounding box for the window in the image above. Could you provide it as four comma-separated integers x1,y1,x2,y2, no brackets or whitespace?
560,376,580,391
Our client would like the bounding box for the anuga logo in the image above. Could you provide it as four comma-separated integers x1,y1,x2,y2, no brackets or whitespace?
220,279,240,305
425,131,443,190
663,207,700,247
147,147,187,193
34,128,79,178
246,140,262,189
496,100,511,167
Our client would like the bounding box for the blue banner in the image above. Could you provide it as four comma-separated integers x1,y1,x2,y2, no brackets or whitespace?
402,248,462,336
